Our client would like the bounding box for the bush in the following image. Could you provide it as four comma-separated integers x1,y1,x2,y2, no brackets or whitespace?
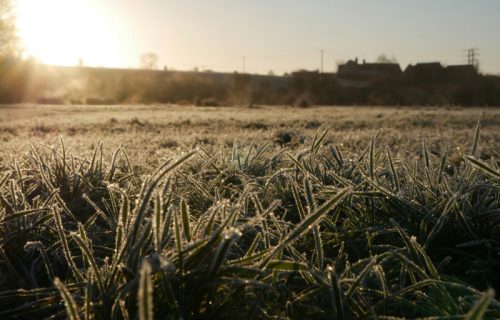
195,97,221,107
294,96,312,108
85,97,117,105
37,97,65,105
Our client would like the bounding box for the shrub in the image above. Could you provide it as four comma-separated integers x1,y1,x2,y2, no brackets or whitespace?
37,97,65,105
195,97,220,107
85,97,117,105
294,96,312,108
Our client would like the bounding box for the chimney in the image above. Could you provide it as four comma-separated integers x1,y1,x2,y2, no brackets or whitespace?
363,59,366,64
355,57,358,64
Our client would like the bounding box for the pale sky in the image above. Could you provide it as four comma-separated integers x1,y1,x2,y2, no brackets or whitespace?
15,0,500,74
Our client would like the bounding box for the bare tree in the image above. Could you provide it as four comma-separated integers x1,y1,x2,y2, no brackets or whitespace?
0,0,19,57
376,54,398,64
140,52,159,70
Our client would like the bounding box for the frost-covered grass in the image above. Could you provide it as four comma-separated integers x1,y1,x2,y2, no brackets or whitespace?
0,105,499,319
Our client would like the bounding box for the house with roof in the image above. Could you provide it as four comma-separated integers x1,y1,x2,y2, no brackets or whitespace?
445,65,477,79
404,62,444,79
404,62,477,81
338,58,402,79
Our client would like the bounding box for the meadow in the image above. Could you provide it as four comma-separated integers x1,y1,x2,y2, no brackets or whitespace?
0,104,500,319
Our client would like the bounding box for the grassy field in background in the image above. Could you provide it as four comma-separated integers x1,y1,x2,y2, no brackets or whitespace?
2,104,499,161
0,104,500,319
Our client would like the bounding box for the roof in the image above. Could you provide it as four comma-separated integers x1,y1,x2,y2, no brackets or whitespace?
445,64,477,77
404,62,444,72
338,59,402,77
446,65,476,71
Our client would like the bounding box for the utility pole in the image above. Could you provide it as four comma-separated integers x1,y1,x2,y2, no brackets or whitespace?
466,48,479,70
320,50,324,73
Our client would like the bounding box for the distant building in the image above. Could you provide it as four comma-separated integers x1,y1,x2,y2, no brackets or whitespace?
445,65,477,79
290,70,336,81
404,62,477,80
404,62,444,79
291,70,321,76
338,58,402,79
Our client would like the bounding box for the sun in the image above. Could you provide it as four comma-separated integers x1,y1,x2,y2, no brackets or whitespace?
16,0,118,67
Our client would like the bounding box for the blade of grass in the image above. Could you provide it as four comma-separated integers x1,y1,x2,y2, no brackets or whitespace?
54,278,81,320
138,261,153,320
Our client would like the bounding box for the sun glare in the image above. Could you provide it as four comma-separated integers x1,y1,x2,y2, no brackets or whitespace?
16,0,118,67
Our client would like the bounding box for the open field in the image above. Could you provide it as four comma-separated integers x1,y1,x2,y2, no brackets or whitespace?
2,104,499,163
1,104,500,319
